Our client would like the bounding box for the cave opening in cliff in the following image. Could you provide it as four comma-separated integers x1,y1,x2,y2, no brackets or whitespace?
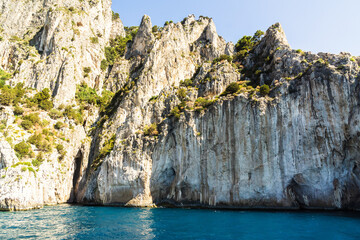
69,150,83,203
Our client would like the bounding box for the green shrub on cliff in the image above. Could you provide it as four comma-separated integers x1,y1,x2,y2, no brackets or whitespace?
33,88,50,102
20,113,40,130
63,106,83,124
0,86,16,105
76,82,98,105
296,49,305,55
83,67,92,78
104,27,138,67
57,143,67,161
234,30,264,61
92,134,116,169
112,11,120,20
0,69,11,87
29,138,50,153
100,59,109,71
98,90,114,112
23,113,40,125
39,99,53,111
152,25,160,33
177,88,188,102
21,120,33,130
49,109,63,119
56,144,65,153
32,88,53,111
170,106,181,119
104,36,129,64
194,97,215,112
221,82,240,96
28,134,52,153
180,79,193,87
90,37,99,44
260,84,270,96
32,153,45,167
54,121,65,130
14,141,31,158
144,123,159,136
213,55,233,64
0,82,24,106
75,83,114,112
13,105,24,116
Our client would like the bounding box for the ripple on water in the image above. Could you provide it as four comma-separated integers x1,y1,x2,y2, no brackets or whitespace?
1,205,360,240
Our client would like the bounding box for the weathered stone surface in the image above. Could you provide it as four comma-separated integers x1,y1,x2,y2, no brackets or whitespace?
150,71,359,209
0,137,16,169
0,1,359,211
127,15,154,58
0,117,87,210
77,20,360,210
76,14,236,207
0,0,123,106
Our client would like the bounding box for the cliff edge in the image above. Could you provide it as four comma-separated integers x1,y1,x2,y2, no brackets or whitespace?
0,1,360,211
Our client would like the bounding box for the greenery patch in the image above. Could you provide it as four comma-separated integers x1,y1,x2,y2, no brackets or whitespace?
260,84,270,96
14,141,31,159
102,26,138,68
213,55,232,64
221,82,240,96
144,123,159,136
92,134,116,170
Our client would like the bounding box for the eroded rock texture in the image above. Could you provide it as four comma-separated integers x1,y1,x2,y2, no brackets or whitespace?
0,1,359,211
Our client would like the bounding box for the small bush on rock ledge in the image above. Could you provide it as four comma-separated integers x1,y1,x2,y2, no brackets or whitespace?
221,82,240,96
260,84,270,96
212,55,233,64
32,88,54,111
144,123,159,136
92,134,116,170
170,106,181,119
14,141,31,159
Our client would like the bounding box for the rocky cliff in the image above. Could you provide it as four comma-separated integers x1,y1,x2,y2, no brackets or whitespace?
0,0,360,211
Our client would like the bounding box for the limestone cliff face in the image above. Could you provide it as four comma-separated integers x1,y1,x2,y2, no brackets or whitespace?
76,21,360,210
0,0,124,106
0,104,88,210
150,70,359,208
0,1,360,211
0,0,119,210
76,15,236,206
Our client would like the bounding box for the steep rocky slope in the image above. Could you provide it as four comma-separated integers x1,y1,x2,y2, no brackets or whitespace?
0,0,360,211
76,21,360,209
0,0,124,105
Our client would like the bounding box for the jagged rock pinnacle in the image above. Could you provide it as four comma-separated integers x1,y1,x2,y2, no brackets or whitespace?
128,15,154,58
110,16,126,39
183,14,196,25
204,19,219,47
253,22,290,57
267,23,289,47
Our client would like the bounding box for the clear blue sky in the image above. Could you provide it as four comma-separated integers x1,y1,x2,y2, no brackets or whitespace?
112,0,360,56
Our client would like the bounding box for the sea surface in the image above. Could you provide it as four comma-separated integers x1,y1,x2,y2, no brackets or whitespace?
1,205,360,239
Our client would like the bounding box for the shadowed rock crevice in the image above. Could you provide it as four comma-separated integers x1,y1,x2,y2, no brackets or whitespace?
29,27,45,55
69,150,83,203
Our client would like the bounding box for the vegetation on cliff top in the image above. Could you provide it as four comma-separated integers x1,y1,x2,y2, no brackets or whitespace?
233,30,264,62
0,74,97,170
75,82,114,113
101,26,139,70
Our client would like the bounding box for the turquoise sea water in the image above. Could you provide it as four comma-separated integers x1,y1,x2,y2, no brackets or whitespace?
1,205,360,239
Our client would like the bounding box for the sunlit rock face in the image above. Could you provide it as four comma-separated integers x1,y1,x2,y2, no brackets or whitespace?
0,0,124,106
1,0,360,211
77,21,360,210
